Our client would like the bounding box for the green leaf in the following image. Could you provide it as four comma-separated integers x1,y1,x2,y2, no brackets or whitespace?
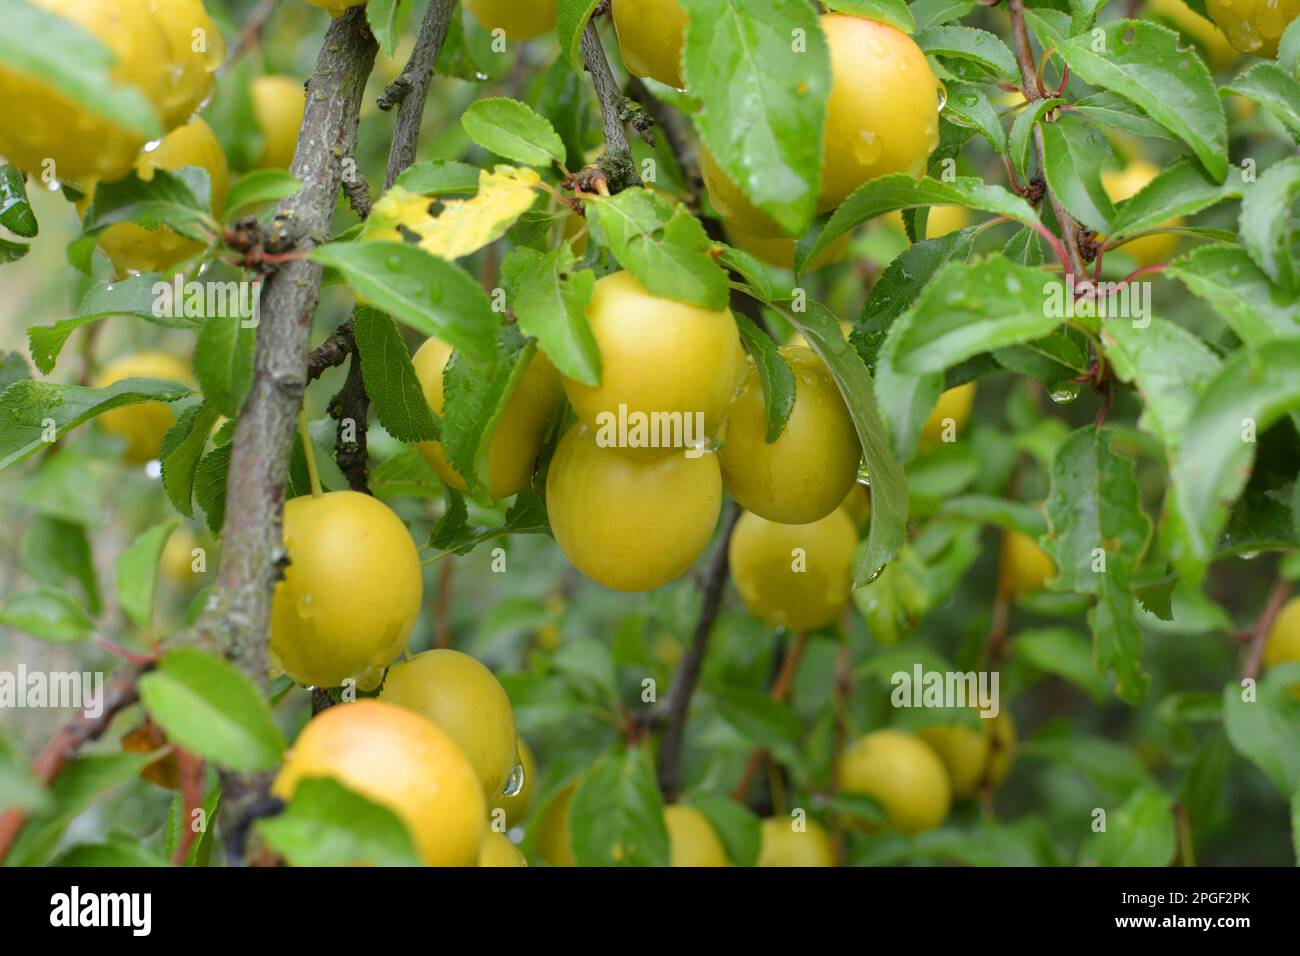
1039,17,1228,181
1071,90,1175,140
852,541,934,644
1039,113,1116,233
780,298,907,584
0,237,28,263
366,0,407,56
0,165,36,237
938,494,1048,536
1240,155,1300,291
680,0,831,235
1015,626,1109,701
258,776,424,867
882,254,1064,375
713,686,803,754
1021,733,1153,802
116,519,177,631
796,175,1039,273
27,274,192,375
440,327,536,503
0,0,162,141
425,488,551,556
160,401,220,517
1166,245,1300,346
1007,97,1064,184
165,782,221,867
501,245,601,387
82,167,216,242
942,84,1007,157
551,639,619,706
910,0,977,30
1042,428,1153,702
194,314,256,419
1108,158,1245,239
223,170,302,219
556,0,604,70
684,792,761,867
371,446,443,501
824,0,914,32
1222,665,1300,797
23,516,100,613
570,748,670,867
822,792,888,826
393,159,481,197
1101,317,1222,451
19,449,103,526
916,25,1018,82
461,97,565,167
352,307,439,443
5,753,155,867
734,313,795,443
1223,62,1300,143
0,586,93,643
0,351,31,390
311,242,498,364
1162,342,1300,583
1084,786,1177,866
588,188,729,311
193,443,231,534
51,838,168,867
1,377,191,470
137,647,286,772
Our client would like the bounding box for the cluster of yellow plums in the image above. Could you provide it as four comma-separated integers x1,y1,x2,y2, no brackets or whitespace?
273,649,533,866
0,1,305,279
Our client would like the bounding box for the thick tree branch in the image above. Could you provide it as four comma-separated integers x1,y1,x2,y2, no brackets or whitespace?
1008,0,1087,280
656,502,741,800
579,22,641,194
0,667,144,864
198,8,377,687
382,0,456,190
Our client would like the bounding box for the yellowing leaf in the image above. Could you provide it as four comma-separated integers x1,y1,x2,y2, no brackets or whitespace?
364,167,541,261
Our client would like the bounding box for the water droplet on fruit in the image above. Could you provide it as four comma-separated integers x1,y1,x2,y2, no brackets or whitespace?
854,130,882,166
935,82,948,112
502,762,525,797
296,592,318,619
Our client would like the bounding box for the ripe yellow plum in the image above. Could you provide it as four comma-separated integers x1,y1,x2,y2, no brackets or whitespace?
269,491,423,690
93,351,193,464
664,805,730,867
612,0,690,89
836,729,951,833
251,75,306,170
546,425,723,592
380,649,518,800
273,701,485,867
720,346,861,524
728,508,858,631
919,711,1017,798
756,816,837,867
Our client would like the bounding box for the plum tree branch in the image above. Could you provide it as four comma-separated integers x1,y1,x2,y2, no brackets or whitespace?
625,75,701,209
656,502,741,800
579,21,642,194
382,0,456,190
732,631,809,803
0,667,145,864
1007,0,1088,280
1240,575,1292,682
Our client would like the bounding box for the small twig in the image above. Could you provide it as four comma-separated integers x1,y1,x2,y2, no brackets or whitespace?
0,667,145,864
578,21,641,194
219,0,279,74
340,161,374,220
328,350,371,493
656,502,742,800
382,0,457,189
1241,575,1292,682
1175,802,1196,867
732,631,810,802
311,687,336,715
625,74,701,209
1008,0,1087,281
171,749,206,865
307,320,355,382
